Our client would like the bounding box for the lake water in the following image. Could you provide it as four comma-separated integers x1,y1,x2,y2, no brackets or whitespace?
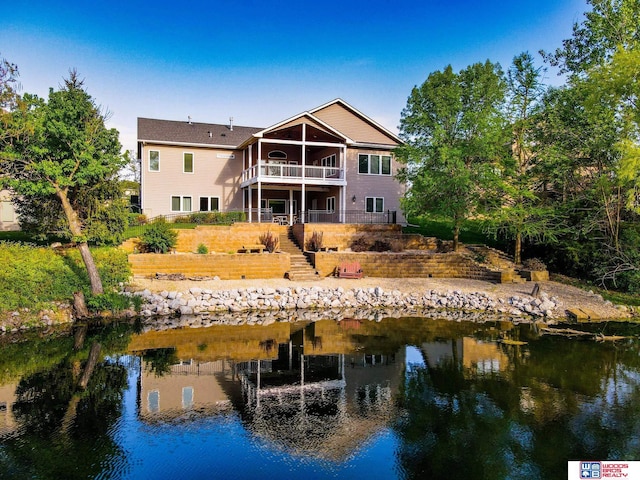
0,316,639,479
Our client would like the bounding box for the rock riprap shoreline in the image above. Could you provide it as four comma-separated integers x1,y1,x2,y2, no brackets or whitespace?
131,285,561,323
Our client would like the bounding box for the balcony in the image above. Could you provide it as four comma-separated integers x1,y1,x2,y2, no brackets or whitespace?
241,161,346,187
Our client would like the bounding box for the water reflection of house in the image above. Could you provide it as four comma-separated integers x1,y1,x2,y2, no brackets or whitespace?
421,337,509,376
128,320,405,459
139,360,232,421
0,383,18,436
131,323,292,422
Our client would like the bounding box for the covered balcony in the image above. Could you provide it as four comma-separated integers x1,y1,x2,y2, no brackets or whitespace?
241,161,345,187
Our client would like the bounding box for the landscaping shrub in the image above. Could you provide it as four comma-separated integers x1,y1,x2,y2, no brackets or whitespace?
86,291,142,314
197,243,209,254
138,218,178,253
0,243,130,312
65,247,131,288
306,231,324,252
0,242,82,310
350,237,369,252
522,258,547,271
370,240,391,252
169,211,246,226
128,213,148,226
258,230,279,253
389,239,404,252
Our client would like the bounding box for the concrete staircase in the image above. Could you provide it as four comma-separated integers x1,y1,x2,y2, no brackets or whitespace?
279,227,320,281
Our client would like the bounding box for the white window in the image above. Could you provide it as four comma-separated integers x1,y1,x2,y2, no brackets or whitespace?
1,201,16,222
183,152,194,173
365,197,384,213
326,196,336,212
358,154,391,175
182,387,194,409
149,150,160,171
321,154,336,167
148,390,159,413
268,150,287,160
199,197,220,211
171,196,192,212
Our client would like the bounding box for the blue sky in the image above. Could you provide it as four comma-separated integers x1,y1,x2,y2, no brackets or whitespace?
2,0,587,153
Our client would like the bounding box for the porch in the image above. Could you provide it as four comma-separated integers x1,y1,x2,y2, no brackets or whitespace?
241,162,345,186
247,209,397,225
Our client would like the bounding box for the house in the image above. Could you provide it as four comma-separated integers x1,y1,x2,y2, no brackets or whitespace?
0,189,19,231
137,98,405,225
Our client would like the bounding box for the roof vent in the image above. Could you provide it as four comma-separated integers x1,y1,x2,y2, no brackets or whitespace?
229,116,234,131
188,115,192,125
208,131,212,138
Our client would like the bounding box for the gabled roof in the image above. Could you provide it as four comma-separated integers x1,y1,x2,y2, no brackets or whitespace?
137,99,401,149
309,98,402,146
243,111,353,147
138,117,261,148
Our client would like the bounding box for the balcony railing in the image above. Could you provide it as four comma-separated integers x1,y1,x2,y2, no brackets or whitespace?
303,209,397,224
242,162,344,183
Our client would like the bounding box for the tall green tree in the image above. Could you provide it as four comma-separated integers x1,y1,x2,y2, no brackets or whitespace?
397,61,508,251
542,0,640,76
536,0,640,288
0,70,125,294
486,52,560,264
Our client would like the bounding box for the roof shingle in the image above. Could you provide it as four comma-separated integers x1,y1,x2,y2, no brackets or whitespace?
138,118,262,147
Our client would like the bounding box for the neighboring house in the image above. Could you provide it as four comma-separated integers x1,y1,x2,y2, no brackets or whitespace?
137,98,405,224
0,189,19,231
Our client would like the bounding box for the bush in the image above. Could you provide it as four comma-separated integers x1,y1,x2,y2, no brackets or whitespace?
170,211,246,226
0,242,82,310
138,218,178,253
370,240,391,252
86,292,141,314
0,243,131,311
128,213,148,226
306,231,324,252
258,230,279,253
350,237,369,252
522,258,547,271
65,247,131,288
197,243,209,254
83,199,129,245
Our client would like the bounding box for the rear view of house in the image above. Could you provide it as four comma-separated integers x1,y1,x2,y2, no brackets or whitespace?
138,99,405,225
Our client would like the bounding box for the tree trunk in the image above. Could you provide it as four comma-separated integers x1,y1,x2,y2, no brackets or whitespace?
55,187,104,294
73,292,90,320
78,242,103,294
78,342,102,390
514,231,522,265
73,324,88,351
453,224,460,252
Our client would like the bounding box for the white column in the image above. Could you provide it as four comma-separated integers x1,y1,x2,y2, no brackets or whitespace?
301,184,306,223
257,140,262,223
289,188,294,225
248,185,252,223
301,125,306,223
258,181,262,223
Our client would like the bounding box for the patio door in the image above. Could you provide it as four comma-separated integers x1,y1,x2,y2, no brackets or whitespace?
269,199,286,214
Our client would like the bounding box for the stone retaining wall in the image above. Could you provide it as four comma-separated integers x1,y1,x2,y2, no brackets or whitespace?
128,252,290,279
174,224,288,253
311,251,501,281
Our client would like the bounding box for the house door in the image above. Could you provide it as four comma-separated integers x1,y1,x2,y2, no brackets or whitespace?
269,199,286,214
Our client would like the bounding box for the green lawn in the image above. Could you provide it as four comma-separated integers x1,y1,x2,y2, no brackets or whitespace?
402,216,503,247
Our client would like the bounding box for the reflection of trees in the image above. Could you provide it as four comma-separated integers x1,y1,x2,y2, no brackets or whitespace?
0,322,132,480
142,347,179,377
394,334,640,480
